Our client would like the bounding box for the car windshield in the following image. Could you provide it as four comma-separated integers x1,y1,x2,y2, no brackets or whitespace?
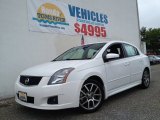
154,56,160,59
53,43,106,61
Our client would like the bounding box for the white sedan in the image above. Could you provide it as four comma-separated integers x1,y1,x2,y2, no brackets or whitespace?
15,41,150,112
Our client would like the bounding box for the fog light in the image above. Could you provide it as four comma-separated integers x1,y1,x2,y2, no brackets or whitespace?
47,96,58,104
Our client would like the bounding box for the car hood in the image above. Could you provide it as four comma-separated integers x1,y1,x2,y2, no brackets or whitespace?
20,60,88,77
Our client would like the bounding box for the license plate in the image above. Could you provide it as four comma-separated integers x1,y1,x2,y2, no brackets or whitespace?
18,91,27,102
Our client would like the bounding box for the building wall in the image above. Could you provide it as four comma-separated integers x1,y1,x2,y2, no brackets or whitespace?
140,42,147,54
0,0,140,99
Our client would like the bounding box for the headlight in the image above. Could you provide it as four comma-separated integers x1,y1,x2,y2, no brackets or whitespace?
48,68,75,85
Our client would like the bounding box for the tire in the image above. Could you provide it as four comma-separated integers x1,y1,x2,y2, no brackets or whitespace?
79,79,104,113
141,69,150,89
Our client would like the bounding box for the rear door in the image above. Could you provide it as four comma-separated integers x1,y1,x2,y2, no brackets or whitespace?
123,43,143,84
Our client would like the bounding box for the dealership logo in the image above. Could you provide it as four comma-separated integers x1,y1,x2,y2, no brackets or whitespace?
33,3,69,26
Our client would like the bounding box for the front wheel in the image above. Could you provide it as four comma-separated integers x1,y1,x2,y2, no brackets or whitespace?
141,69,150,89
79,80,104,113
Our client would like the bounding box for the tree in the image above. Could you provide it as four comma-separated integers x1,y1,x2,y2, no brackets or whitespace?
140,27,160,54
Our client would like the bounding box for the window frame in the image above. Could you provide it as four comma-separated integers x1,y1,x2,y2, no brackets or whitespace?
102,43,126,62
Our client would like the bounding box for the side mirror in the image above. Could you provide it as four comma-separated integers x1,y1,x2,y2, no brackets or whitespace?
106,53,119,60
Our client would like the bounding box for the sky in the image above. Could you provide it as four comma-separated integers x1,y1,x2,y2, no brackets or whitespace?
138,0,160,28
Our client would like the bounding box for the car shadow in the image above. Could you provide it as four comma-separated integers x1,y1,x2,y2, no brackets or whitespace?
103,86,141,105
16,86,143,118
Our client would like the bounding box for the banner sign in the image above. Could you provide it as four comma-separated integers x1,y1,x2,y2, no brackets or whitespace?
27,0,109,38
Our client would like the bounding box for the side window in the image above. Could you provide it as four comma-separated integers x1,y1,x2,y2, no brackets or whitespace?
103,43,124,60
123,44,139,57
134,47,140,55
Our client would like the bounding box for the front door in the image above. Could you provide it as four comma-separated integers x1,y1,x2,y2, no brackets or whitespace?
103,43,131,93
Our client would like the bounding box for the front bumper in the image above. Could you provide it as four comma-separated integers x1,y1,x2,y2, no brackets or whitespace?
15,77,80,110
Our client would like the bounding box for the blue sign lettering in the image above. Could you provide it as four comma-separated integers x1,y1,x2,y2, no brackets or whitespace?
68,4,108,25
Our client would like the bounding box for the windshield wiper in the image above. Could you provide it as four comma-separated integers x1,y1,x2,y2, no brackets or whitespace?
52,58,91,61
65,58,91,60
65,59,80,60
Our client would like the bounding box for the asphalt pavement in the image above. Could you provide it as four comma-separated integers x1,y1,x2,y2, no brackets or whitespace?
0,64,160,120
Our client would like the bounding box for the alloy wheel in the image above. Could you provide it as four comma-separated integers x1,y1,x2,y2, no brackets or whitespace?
143,71,150,87
80,82,102,111
141,69,150,89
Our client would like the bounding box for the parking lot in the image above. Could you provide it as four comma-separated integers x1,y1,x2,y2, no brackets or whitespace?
0,64,160,120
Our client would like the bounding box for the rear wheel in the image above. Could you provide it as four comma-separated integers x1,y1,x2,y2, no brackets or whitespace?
79,80,104,113
141,69,150,89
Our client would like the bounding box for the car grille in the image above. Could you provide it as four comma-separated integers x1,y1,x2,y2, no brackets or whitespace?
20,76,42,86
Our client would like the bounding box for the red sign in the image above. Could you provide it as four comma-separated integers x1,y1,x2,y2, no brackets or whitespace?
74,23,107,38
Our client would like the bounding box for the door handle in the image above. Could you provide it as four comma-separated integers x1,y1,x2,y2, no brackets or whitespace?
124,62,130,66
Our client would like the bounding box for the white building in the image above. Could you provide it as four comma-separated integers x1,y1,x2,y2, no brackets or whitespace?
0,0,142,99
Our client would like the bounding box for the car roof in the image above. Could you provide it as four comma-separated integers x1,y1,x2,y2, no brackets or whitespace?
84,40,137,47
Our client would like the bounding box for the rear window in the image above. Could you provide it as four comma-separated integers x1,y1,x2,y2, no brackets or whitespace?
123,44,139,57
